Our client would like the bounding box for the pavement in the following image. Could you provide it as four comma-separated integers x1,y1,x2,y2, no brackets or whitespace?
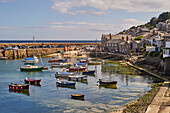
145,81,170,113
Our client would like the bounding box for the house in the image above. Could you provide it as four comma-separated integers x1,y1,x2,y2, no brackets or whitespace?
163,39,170,58
101,33,132,51
119,41,129,54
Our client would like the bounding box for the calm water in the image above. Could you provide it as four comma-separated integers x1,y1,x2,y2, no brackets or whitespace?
0,58,159,113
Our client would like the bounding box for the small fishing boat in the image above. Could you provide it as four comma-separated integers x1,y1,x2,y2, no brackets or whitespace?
69,65,86,71
51,63,70,68
9,83,29,90
24,56,39,63
48,58,64,63
24,77,41,84
43,67,49,70
56,80,76,86
71,94,85,100
88,61,101,65
68,75,88,81
80,58,90,63
20,65,44,71
82,70,95,75
24,62,35,65
0,57,7,60
74,63,87,67
55,72,75,78
97,79,117,85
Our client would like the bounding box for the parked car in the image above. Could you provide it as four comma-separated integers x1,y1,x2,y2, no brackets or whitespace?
12,46,19,50
4,46,12,50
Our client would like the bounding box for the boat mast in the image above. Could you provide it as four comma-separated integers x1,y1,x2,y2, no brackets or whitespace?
33,36,35,57
95,38,97,62
34,36,44,66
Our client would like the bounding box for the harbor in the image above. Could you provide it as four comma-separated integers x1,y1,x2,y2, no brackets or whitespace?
0,50,163,113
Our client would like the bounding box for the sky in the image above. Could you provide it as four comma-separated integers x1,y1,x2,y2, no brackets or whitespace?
0,0,169,40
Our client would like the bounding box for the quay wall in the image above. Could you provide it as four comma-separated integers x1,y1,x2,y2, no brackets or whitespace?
89,52,125,60
0,48,64,59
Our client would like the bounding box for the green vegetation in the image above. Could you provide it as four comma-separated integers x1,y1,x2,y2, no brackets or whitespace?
123,83,163,113
134,36,143,40
128,12,170,30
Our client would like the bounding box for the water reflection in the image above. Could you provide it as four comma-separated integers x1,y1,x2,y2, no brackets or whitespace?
56,85,76,90
9,89,30,96
99,84,117,89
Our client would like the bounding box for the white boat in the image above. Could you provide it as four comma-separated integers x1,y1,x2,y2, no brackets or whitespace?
68,75,88,81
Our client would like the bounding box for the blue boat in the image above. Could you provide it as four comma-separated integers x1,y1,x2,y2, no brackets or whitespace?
56,80,76,86
82,70,95,75
55,72,75,78
74,63,87,66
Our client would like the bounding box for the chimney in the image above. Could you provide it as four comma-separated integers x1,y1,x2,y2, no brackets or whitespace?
148,34,150,39
109,33,112,39
122,36,125,41
126,36,129,41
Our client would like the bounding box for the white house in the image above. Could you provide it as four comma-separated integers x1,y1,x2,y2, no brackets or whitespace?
163,40,170,58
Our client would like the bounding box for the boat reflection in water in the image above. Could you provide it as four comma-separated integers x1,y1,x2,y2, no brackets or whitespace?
25,82,41,87
99,84,117,89
56,85,76,90
9,89,30,96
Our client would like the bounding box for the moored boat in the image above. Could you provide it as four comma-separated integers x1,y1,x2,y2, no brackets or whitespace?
20,65,44,71
0,57,7,60
55,72,75,78
9,83,29,90
24,77,41,84
88,61,101,65
80,58,90,63
97,79,117,85
51,63,70,68
71,94,85,100
68,75,88,81
56,80,76,86
82,70,95,75
69,65,86,71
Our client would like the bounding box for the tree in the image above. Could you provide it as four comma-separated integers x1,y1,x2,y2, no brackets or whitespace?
149,17,157,27
157,12,170,23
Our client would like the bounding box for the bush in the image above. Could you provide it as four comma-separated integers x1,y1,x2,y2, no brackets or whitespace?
148,51,154,57
134,36,143,40
144,51,149,57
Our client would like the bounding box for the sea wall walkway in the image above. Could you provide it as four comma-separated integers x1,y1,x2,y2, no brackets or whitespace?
145,81,170,113
125,62,168,81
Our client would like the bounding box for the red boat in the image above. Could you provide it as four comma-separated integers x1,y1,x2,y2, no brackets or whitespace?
48,60,58,63
9,83,29,90
69,66,86,71
24,78,41,84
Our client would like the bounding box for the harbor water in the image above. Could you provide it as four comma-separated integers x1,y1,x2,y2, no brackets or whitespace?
0,58,160,113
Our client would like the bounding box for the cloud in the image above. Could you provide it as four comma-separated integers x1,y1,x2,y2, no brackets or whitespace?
51,0,170,15
121,19,145,29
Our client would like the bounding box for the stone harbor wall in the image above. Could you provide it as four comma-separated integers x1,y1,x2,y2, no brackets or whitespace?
0,48,64,59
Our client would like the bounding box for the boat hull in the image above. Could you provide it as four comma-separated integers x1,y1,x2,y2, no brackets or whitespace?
9,83,29,90
82,70,95,75
20,67,43,71
56,81,76,86
69,67,86,71
24,79,41,84
88,62,101,65
68,75,87,81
